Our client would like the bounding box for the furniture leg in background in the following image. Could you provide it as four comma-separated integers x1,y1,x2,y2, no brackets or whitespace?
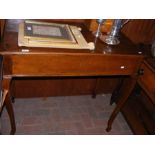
92,78,100,98
110,78,124,105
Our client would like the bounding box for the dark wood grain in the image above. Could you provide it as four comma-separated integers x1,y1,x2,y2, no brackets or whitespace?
122,19,155,44
13,77,119,98
5,54,141,77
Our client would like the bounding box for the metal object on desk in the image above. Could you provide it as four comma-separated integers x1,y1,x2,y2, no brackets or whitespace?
93,19,106,38
100,19,130,45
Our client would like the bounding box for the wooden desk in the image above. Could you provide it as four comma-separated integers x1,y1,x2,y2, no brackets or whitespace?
0,20,144,134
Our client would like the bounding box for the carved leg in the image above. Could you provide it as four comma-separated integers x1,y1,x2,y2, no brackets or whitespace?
3,77,16,134
110,78,124,105
106,77,137,132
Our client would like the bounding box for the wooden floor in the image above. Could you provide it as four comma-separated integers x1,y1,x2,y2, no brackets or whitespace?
1,94,132,135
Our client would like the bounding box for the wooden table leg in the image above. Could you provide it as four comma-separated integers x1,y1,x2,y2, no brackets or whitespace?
3,77,16,135
92,78,100,98
106,77,137,132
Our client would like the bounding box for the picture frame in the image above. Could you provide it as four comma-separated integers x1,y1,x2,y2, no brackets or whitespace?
18,20,94,50
24,20,76,43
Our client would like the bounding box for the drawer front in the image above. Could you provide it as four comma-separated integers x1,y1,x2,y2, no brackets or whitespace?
138,63,155,101
4,54,142,77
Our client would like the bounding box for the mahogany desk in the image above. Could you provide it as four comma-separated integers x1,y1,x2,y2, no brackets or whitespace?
0,21,144,134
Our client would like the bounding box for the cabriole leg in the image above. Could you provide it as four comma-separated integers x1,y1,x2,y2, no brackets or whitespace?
3,77,16,134
106,77,137,132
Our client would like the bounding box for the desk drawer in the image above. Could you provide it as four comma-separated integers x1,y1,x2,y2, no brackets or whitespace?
138,62,155,102
5,54,142,77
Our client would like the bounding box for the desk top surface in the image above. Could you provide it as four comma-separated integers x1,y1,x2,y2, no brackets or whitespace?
0,20,146,77
0,19,144,57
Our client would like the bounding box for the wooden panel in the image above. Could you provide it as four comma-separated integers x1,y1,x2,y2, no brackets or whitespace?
13,77,119,98
122,19,155,44
9,54,141,77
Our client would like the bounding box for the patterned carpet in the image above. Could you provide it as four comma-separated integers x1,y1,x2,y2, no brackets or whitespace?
1,94,132,135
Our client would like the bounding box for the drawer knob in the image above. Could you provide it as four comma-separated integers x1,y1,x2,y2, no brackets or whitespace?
138,68,144,75
120,66,125,69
